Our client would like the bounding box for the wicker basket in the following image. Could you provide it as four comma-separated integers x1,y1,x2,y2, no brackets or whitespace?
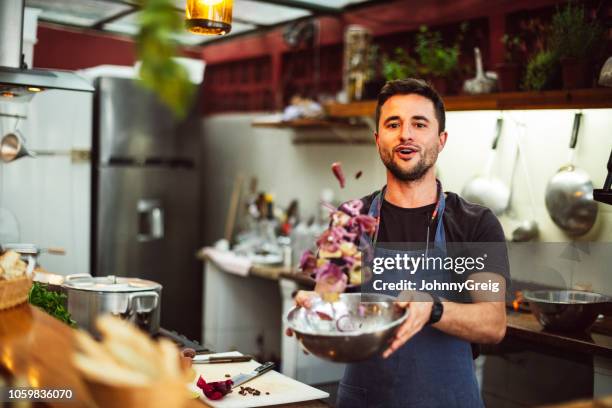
0,275,33,310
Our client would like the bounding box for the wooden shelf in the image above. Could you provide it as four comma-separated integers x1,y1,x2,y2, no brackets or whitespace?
251,118,367,129
325,88,612,117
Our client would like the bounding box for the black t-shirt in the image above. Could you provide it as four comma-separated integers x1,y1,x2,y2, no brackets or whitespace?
360,190,510,284
360,190,509,358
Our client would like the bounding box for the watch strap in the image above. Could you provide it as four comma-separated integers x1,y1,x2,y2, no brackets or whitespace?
428,294,443,325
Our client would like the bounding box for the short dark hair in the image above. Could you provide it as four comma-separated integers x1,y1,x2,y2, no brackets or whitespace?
375,78,446,133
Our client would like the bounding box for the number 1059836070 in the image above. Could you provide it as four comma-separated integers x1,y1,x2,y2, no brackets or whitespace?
3,387,74,401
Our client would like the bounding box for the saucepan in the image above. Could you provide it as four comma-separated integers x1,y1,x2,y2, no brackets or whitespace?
62,274,162,336
33,273,163,336
462,117,510,215
545,113,598,236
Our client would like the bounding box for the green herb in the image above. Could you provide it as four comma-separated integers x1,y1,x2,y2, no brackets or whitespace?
523,50,559,91
549,2,604,61
28,282,76,327
415,25,461,78
136,0,196,118
382,48,418,81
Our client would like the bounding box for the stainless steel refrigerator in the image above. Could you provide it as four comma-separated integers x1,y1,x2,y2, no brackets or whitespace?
92,76,202,341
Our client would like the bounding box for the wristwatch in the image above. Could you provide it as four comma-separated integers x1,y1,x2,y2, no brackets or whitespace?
428,294,444,325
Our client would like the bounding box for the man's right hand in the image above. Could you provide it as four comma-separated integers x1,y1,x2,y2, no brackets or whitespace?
285,290,319,337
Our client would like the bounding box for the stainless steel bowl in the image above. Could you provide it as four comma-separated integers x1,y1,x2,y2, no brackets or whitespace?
286,293,408,363
523,290,612,332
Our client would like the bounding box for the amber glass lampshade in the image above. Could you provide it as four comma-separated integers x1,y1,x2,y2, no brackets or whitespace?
186,0,233,35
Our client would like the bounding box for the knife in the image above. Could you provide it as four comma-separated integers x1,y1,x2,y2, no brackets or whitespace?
231,361,275,388
192,355,254,364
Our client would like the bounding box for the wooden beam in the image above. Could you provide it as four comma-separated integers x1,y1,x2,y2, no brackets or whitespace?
248,0,340,14
91,7,137,30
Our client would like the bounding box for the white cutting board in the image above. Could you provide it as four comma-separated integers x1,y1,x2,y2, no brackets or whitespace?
188,352,329,408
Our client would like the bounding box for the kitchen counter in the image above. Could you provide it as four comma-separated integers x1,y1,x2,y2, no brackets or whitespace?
196,249,292,281
0,303,328,408
505,311,612,358
201,255,612,358
541,395,612,407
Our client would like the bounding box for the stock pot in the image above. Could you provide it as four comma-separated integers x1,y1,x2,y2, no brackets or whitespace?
61,274,162,335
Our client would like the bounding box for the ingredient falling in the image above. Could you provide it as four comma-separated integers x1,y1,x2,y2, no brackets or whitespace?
355,170,363,179
299,198,377,301
331,162,345,188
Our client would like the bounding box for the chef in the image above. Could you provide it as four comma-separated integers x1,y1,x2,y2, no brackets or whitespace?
290,78,509,408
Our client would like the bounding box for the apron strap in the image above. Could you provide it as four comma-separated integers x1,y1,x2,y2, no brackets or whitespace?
366,180,446,250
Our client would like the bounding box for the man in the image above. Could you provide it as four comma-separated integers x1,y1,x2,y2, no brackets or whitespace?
290,79,509,408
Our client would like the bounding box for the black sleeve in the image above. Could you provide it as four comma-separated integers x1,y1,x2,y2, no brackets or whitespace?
468,209,511,285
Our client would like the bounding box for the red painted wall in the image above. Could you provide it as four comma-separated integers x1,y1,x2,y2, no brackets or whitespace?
33,23,202,70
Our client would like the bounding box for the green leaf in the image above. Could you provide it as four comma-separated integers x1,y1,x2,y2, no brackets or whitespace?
28,282,77,327
136,0,197,118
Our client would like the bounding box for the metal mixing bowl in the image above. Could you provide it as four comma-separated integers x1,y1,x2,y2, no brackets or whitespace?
523,290,612,332
286,293,408,363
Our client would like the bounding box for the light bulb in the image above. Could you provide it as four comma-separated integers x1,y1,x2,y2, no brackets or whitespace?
186,0,233,35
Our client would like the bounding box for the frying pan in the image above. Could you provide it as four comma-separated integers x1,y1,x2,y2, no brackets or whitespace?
462,118,510,215
545,113,598,236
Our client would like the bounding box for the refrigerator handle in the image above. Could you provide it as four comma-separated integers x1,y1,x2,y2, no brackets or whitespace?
137,199,165,242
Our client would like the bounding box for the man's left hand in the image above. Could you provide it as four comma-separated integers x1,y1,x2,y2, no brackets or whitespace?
382,291,433,359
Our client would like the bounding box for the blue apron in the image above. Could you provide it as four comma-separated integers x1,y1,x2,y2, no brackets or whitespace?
337,182,483,408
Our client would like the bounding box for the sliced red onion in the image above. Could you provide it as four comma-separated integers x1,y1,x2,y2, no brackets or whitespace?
331,162,345,188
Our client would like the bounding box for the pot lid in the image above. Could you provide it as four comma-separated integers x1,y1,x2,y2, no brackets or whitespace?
62,275,161,292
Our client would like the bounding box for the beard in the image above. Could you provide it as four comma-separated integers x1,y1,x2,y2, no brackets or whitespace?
379,144,437,182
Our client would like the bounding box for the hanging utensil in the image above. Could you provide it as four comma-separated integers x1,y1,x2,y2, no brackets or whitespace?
594,148,612,205
598,56,612,87
503,136,521,239
511,122,539,242
545,113,598,236
505,141,538,242
462,117,510,215
0,130,34,163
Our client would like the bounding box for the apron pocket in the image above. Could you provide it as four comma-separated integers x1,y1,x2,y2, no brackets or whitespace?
337,382,368,408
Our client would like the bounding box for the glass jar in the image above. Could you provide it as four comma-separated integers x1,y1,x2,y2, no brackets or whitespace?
343,25,372,102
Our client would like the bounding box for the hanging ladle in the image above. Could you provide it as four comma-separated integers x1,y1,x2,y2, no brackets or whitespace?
511,122,539,242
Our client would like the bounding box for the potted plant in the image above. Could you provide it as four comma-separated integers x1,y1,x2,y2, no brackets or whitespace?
549,2,604,89
496,34,524,92
382,47,418,81
414,26,460,94
523,49,560,91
